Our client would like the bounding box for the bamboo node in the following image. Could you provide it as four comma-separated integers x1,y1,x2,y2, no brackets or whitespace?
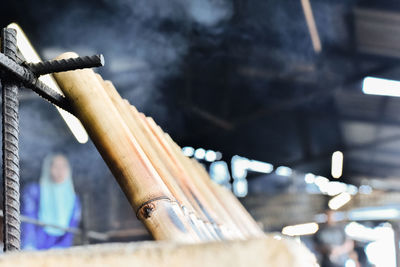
136,196,171,219
141,203,155,219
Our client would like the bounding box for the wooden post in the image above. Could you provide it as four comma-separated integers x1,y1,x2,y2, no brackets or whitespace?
0,237,319,267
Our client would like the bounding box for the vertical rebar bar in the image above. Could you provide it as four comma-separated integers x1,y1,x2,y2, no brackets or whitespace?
1,28,20,251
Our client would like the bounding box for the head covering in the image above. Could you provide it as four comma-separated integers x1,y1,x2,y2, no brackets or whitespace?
38,154,76,236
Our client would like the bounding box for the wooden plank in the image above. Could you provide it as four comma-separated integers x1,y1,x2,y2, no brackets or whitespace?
0,238,318,267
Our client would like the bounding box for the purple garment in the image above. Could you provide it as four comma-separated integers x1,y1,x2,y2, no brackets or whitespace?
21,183,81,250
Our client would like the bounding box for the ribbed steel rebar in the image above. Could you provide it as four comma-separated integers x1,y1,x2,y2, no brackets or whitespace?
26,54,104,76
0,53,71,113
1,28,21,251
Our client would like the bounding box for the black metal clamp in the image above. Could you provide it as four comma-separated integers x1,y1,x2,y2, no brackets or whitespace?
0,27,104,251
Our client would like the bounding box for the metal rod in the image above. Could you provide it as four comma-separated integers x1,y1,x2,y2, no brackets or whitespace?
0,53,71,113
25,54,104,76
0,209,108,241
1,28,21,251
0,26,106,250
19,215,108,241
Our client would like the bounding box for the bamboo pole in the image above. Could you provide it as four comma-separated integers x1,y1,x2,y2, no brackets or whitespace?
191,159,265,237
136,112,231,239
128,104,222,241
53,52,197,242
214,184,264,237
143,116,245,239
53,52,262,242
169,143,252,238
190,159,252,236
162,131,252,238
99,77,212,241
129,108,224,240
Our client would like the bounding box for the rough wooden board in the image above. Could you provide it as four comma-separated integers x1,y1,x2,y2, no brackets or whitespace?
0,236,317,267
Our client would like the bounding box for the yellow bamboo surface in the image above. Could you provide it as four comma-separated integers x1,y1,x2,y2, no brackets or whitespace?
145,118,245,239
53,52,264,242
127,104,220,241
191,159,265,237
54,52,197,242
167,134,252,238
100,78,211,241
137,113,230,239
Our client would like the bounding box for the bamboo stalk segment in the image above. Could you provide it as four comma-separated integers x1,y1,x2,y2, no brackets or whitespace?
163,132,251,238
128,105,203,217
100,78,211,241
127,103,222,241
190,158,254,238
144,117,245,239
162,132,264,238
139,114,234,239
53,52,197,242
53,52,263,242
180,144,264,238
191,159,265,237
132,110,226,240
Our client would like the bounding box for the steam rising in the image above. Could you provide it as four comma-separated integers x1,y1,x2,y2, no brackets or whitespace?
16,0,234,233
186,1,233,26
39,0,233,115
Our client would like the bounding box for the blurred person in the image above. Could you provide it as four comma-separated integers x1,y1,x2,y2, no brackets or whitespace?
21,154,81,250
314,209,354,267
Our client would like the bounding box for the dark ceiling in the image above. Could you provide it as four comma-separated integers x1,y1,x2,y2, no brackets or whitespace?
1,0,400,185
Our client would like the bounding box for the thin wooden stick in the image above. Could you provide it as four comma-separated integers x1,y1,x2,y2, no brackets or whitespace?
53,52,197,242
300,0,321,53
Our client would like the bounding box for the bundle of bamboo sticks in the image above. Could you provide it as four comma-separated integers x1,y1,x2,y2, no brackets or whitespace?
53,52,264,242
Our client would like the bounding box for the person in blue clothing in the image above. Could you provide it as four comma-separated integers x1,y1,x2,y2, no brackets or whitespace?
21,153,81,250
